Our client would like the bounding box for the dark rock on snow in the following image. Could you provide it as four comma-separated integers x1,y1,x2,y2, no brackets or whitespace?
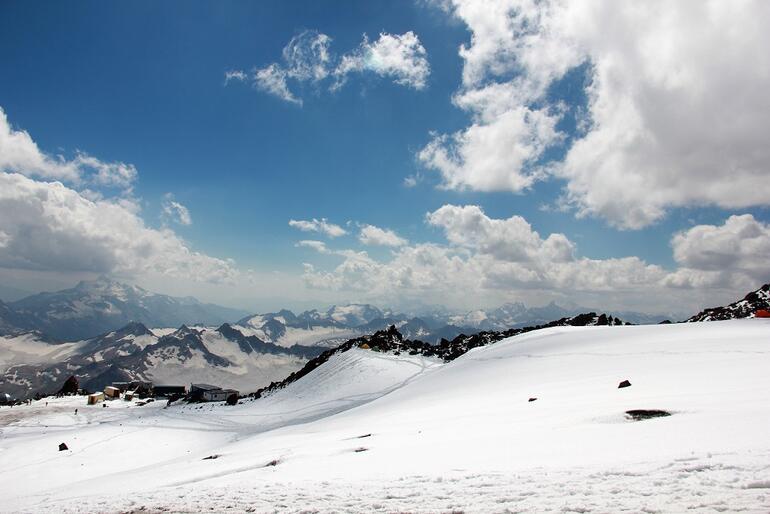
58,376,79,395
625,409,671,421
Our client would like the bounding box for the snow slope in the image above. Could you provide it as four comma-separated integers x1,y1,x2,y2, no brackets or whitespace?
1,320,769,512
0,333,82,368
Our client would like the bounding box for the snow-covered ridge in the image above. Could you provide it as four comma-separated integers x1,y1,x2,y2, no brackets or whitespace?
688,282,770,321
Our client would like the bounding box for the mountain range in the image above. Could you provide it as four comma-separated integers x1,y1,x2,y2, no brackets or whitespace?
0,277,675,344
0,321,324,400
1,281,768,400
0,276,249,341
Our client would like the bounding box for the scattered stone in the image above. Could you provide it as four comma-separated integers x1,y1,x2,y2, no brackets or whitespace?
618,380,632,389
357,433,372,439
528,397,537,402
58,442,68,451
264,459,279,467
625,409,671,421
202,454,220,460
354,447,369,453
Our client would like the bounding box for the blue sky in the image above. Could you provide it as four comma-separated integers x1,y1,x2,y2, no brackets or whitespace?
1,1,769,315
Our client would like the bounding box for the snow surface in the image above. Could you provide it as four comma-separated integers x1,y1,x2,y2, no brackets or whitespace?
1,320,770,512
0,334,82,368
274,325,362,348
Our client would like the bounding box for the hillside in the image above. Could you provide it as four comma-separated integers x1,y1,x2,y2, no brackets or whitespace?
3,319,768,512
687,283,770,321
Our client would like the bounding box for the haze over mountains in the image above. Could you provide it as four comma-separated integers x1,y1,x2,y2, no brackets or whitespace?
0,276,249,341
0,276,672,343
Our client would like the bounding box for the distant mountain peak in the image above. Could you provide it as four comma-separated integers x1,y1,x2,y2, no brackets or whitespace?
113,321,153,338
4,279,248,341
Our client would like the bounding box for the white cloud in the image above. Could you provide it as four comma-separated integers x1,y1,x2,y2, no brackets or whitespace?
288,218,347,238
403,175,419,188
282,30,333,82
335,31,430,90
301,204,678,310
426,0,770,228
358,224,407,247
299,204,770,313
161,193,192,226
296,240,330,254
427,204,573,262
254,64,303,106
226,29,430,104
0,173,238,283
0,107,137,189
224,70,247,84
665,215,770,289
418,104,559,192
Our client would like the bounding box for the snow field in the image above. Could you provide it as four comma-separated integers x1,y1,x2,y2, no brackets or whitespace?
1,320,769,512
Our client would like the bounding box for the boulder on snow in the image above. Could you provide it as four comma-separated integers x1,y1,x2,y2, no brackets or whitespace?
226,393,238,406
58,443,68,451
528,397,537,402
618,379,632,389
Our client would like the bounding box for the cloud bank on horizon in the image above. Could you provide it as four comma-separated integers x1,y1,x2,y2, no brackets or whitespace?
1,0,770,315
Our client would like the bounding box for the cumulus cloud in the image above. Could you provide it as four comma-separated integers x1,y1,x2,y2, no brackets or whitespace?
425,0,770,228
0,107,137,190
300,204,679,310
665,215,770,290
427,204,573,262
419,104,559,192
358,224,407,247
0,173,237,283
0,106,243,286
299,204,770,312
334,31,430,90
288,218,347,238
226,29,430,104
161,193,192,226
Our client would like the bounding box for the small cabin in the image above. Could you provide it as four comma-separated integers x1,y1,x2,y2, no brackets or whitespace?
87,392,105,405
202,389,239,402
153,385,187,397
103,386,120,398
190,383,221,402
